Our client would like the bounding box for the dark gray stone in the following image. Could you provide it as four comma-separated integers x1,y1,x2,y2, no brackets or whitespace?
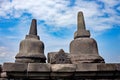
2,63,28,79
0,72,7,78
74,11,90,39
27,63,51,72
0,65,1,78
70,38,104,63
97,63,116,71
51,64,76,79
29,19,37,35
15,19,46,63
0,65,1,71
116,64,120,71
27,63,51,80
48,49,71,64
70,12,104,63
3,63,28,72
76,63,98,71
51,64,76,72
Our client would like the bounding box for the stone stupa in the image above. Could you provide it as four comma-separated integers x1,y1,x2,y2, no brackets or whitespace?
15,19,46,63
70,12,105,63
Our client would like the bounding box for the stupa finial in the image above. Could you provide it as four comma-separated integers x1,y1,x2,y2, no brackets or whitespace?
29,19,37,35
77,11,86,30
74,11,90,39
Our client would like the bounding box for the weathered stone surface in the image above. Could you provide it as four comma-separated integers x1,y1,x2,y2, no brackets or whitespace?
3,63,27,72
15,19,46,63
0,65,1,78
29,19,37,35
97,64,117,71
0,78,8,80
51,64,76,79
27,63,51,72
70,12,104,63
70,54,104,64
48,49,71,64
0,72,7,78
74,11,90,39
0,65,1,71
51,64,76,72
70,38,98,55
116,64,120,71
76,63,98,71
27,63,50,79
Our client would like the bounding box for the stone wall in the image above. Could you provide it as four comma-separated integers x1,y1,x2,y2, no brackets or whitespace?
0,63,120,80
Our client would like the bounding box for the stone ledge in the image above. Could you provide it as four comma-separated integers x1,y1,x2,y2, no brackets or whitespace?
0,65,1,78
76,63,120,72
76,63,98,71
27,63,51,72
97,63,119,71
3,63,28,72
51,64,76,72
1,63,120,79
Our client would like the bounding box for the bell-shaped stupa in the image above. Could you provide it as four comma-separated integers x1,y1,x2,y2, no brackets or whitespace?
70,12,105,63
15,19,46,63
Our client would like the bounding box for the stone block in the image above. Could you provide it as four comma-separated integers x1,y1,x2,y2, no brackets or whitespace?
76,63,98,71
27,63,51,72
0,65,1,72
0,72,7,78
27,63,50,79
3,63,28,72
28,73,50,80
0,78,8,80
51,64,76,72
97,64,116,71
0,65,1,78
115,64,120,71
74,30,90,39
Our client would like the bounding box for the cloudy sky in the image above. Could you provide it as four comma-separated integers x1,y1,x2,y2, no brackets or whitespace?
0,0,120,64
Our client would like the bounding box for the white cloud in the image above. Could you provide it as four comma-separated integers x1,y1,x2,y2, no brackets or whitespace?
0,45,17,64
0,0,120,31
0,0,120,63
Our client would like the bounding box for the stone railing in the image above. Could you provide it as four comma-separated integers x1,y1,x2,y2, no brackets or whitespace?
0,63,120,80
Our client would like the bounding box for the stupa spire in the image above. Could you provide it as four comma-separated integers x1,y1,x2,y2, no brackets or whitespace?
74,11,90,39
15,19,46,63
77,11,86,30
29,19,37,35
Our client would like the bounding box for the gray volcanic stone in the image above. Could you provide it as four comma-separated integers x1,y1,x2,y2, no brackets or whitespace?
76,63,98,71
74,11,90,39
97,64,116,71
51,64,76,72
27,63,51,72
2,63,28,78
48,49,71,64
27,63,50,80
3,63,28,72
15,19,46,63
116,64,120,70
0,65,1,78
51,64,76,79
70,12,104,63
0,65,1,72
0,72,7,78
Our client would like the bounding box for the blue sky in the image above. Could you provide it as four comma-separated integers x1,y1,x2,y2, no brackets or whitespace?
0,0,120,64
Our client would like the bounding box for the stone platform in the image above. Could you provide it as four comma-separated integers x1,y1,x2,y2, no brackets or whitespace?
0,63,120,80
